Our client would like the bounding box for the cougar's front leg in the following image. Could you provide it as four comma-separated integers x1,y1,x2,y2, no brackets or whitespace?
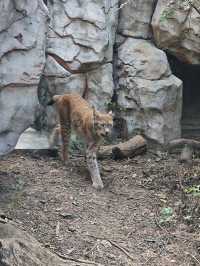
60,123,71,163
86,143,104,190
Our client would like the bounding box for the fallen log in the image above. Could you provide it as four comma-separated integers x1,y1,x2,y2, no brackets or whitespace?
168,138,200,151
168,138,200,164
98,135,147,160
19,135,147,160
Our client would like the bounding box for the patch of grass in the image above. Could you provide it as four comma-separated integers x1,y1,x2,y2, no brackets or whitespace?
184,185,200,197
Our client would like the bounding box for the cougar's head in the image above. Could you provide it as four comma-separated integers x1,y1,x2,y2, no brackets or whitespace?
93,107,113,138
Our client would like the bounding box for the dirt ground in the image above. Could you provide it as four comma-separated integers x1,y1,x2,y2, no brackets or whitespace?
1,149,200,266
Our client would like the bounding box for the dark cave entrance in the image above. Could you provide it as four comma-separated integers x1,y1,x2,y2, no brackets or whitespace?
167,53,200,140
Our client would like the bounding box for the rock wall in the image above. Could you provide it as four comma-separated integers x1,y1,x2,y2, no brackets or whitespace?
0,0,49,155
117,38,182,143
40,0,118,131
115,0,183,143
2,0,200,153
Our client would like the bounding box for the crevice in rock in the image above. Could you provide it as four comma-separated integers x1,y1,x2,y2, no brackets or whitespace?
0,13,26,34
82,74,89,100
110,9,128,140
48,25,99,55
47,53,101,74
47,53,82,74
149,0,158,40
43,0,47,6
167,53,200,140
34,75,53,132
103,1,119,15
64,10,106,31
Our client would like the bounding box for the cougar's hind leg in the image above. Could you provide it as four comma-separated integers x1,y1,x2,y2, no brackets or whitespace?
58,103,71,164
48,126,60,149
86,143,104,190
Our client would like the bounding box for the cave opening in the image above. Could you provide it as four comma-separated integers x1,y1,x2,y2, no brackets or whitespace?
43,0,47,6
167,53,200,140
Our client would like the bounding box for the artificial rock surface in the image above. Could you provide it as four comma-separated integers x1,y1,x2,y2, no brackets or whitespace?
0,0,49,155
117,38,182,144
152,0,200,64
2,0,198,153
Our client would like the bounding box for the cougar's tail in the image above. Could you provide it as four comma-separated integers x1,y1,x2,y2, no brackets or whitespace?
47,95,61,105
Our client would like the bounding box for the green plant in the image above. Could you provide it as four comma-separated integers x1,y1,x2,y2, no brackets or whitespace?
184,185,200,197
160,8,175,22
159,207,174,224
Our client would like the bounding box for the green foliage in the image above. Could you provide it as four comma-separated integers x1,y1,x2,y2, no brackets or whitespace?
159,0,194,23
160,8,175,22
184,185,200,197
159,207,174,224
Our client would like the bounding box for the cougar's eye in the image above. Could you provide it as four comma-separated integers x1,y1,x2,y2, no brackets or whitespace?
95,122,101,129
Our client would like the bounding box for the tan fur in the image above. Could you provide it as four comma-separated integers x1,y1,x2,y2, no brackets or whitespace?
49,93,113,190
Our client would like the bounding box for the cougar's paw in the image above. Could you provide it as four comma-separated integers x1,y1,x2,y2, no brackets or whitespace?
92,181,104,191
61,155,69,165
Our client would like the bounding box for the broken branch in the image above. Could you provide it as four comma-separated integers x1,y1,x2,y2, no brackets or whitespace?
98,135,147,160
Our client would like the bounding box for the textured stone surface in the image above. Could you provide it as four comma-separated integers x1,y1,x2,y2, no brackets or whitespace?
0,0,49,155
0,221,76,266
118,0,156,39
86,63,114,112
152,0,200,64
117,38,183,144
46,0,118,71
40,0,117,131
1,0,198,154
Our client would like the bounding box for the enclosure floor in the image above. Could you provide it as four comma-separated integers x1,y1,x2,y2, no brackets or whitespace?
1,151,200,265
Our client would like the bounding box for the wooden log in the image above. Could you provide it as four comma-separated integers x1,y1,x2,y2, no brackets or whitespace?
179,144,193,165
98,135,147,160
168,138,200,164
168,138,200,151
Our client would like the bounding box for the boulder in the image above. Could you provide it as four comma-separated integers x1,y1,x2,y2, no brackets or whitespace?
152,0,200,64
117,38,183,144
118,0,156,39
0,0,49,155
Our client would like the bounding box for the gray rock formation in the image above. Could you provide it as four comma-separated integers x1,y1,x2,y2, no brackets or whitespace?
0,0,49,155
36,0,118,131
152,0,200,64
0,221,77,266
44,0,118,107
118,0,156,39
1,0,198,153
117,38,183,144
